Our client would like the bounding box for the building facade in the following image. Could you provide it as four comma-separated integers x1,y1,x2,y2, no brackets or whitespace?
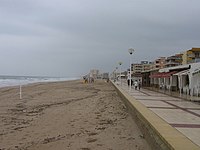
165,54,182,68
144,62,200,96
182,48,200,64
130,61,153,82
131,61,152,73
153,57,166,69
90,69,99,79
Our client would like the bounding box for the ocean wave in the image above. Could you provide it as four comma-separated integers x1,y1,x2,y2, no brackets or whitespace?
0,76,79,88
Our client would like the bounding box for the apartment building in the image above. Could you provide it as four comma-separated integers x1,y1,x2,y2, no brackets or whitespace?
131,61,152,73
153,57,166,69
182,48,200,64
165,53,182,68
90,69,99,79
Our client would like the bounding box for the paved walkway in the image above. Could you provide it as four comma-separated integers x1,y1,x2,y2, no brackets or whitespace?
116,81,200,147
145,86,200,102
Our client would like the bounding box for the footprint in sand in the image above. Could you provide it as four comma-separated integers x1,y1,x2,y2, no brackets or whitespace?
95,126,106,131
86,138,97,143
88,132,98,136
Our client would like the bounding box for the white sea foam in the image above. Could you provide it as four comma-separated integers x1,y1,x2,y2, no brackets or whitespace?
0,76,79,88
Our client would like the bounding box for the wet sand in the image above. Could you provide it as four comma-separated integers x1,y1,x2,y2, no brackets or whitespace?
0,80,151,150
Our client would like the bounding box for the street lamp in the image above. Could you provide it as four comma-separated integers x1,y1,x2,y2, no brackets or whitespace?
128,48,134,91
119,62,122,86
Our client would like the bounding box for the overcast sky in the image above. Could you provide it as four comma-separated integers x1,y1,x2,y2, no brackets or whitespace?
0,0,200,77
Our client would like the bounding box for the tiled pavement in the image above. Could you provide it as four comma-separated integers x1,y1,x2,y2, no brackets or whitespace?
116,81,200,147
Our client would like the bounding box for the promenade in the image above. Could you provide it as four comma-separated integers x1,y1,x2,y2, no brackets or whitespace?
113,80,200,149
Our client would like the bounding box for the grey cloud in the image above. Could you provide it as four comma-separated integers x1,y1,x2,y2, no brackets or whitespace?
0,0,200,77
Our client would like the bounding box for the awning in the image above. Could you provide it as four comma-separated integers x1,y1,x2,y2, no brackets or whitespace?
149,71,177,78
149,72,163,78
174,69,189,76
161,71,178,77
192,68,200,76
159,64,190,73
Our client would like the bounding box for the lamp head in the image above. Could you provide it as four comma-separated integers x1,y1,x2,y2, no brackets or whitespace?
128,48,134,55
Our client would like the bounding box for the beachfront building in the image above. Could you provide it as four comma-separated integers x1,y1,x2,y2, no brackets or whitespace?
153,57,166,69
147,62,200,96
142,69,158,87
192,66,200,96
116,71,127,80
131,61,153,73
90,69,99,79
102,72,109,79
165,53,182,68
131,61,153,82
173,63,200,96
182,48,200,65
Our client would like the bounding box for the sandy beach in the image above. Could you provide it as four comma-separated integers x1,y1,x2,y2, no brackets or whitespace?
0,80,151,150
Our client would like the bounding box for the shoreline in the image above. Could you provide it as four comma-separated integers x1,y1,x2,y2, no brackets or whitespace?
0,78,80,89
0,76,80,88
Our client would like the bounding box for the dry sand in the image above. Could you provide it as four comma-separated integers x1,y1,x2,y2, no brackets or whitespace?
0,80,152,150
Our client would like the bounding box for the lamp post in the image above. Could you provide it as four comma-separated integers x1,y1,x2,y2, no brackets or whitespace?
116,67,118,81
128,48,134,91
119,62,122,86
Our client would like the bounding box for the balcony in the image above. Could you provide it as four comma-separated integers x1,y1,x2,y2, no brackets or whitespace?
165,60,180,65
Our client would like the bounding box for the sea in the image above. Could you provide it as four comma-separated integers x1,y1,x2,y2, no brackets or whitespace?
0,75,79,88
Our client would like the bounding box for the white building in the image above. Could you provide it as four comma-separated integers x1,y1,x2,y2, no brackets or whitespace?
89,69,99,79
182,63,200,96
150,62,200,96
